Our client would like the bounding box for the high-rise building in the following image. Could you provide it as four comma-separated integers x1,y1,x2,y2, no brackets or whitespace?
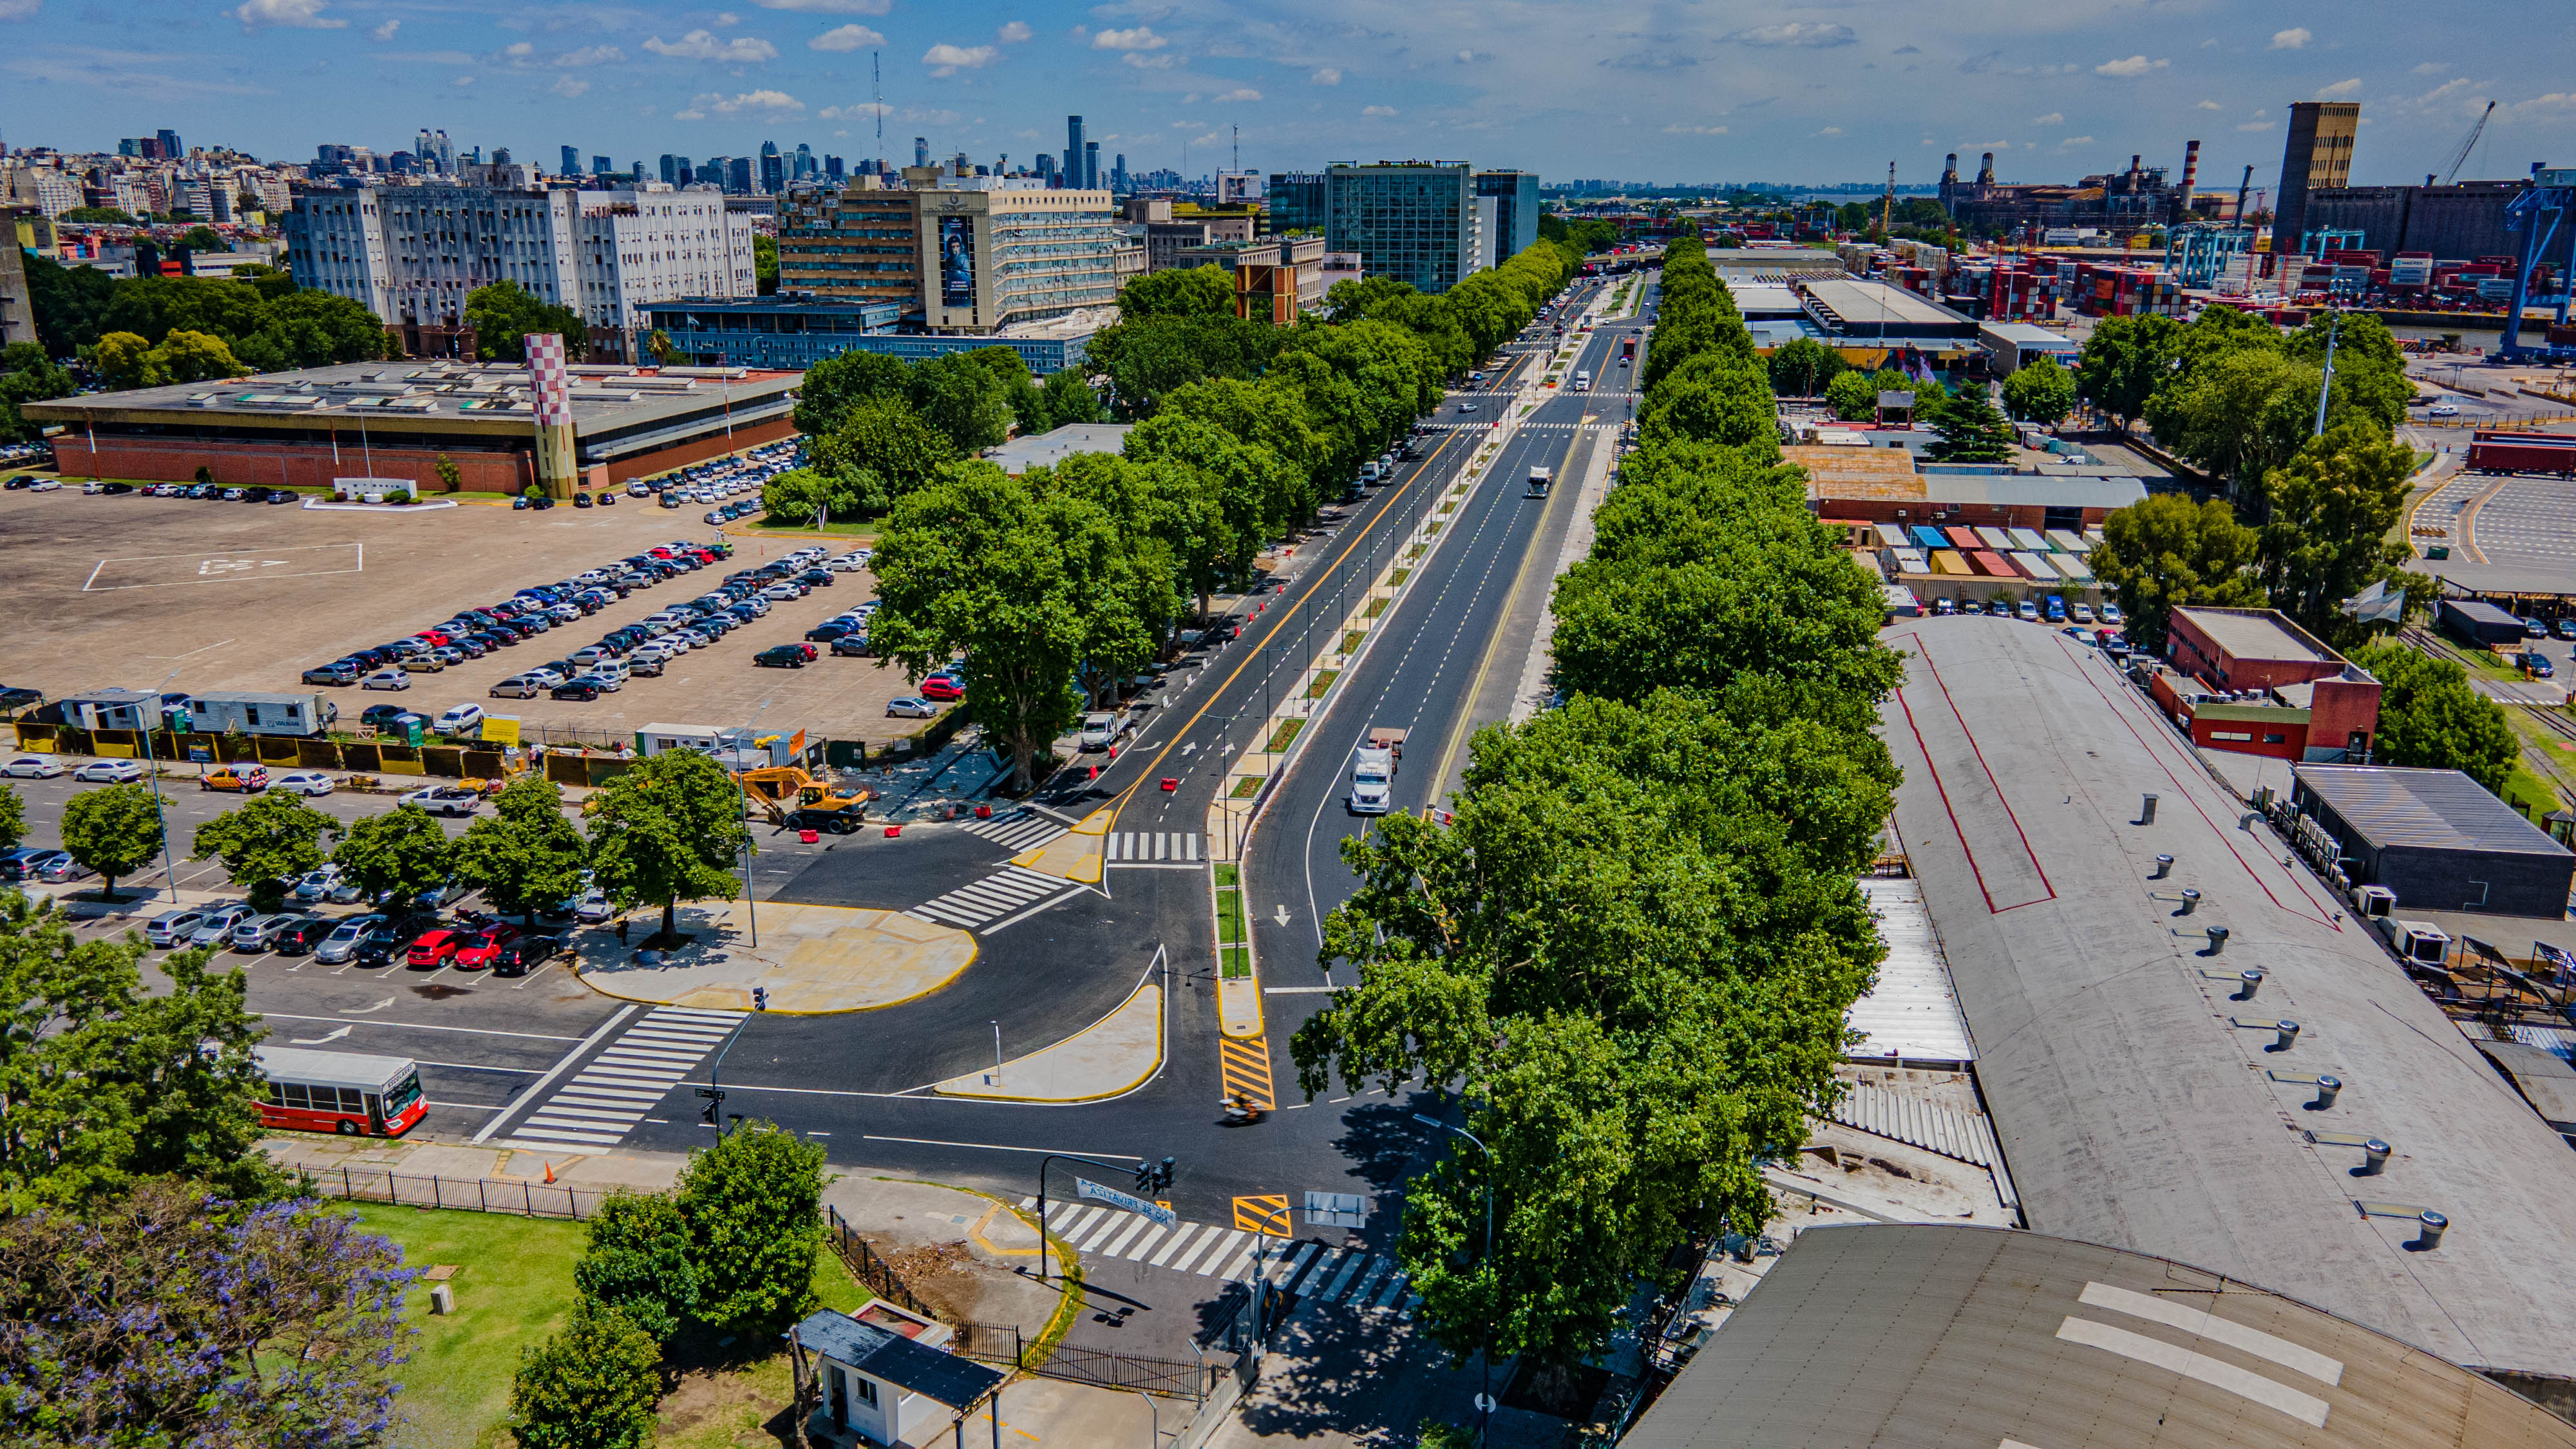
780,170,1119,331
703,157,727,190
156,129,184,160
793,143,817,182
825,155,844,182
1063,116,1085,191
563,146,582,179
1113,153,1128,191
1324,162,1485,294
759,142,784,194
659,155,679,186
2275,101,2360,250
416,129,453,175
1267,172,1328,237
914,137,929,169
777,178,923,310
1084,141,1101,191
1475,169,1540,268
728,157,754,194
493,147,513,166
589,155,610,176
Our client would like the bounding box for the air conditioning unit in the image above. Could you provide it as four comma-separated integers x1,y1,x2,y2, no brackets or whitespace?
2353,884,2396,918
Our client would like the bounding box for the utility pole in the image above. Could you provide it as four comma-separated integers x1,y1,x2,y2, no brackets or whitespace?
872,52,883,173
2313,313,2340,437
1880,161,1895,240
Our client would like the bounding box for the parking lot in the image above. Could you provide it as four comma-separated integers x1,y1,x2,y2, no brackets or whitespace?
0,477,934,747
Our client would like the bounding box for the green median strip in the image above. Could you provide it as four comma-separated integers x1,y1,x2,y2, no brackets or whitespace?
1267,718,1304,752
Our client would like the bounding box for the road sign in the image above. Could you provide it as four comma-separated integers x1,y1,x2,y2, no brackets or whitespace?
1075,1177,1177,1229
1305,1191,1372,1229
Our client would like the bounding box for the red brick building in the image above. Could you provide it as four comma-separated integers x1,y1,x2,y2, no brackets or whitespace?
2152,606,2382,762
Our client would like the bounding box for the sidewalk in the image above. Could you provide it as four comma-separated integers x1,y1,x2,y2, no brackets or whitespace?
1209,1296,1566,1449
570,898,977,1014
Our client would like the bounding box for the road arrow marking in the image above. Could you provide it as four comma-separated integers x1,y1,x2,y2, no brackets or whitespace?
290,1024,353,1045
1180,742,1198,756
1273,905,1291,927
346,996,395,1014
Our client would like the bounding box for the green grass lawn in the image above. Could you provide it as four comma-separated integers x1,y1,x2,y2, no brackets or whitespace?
742,517,877,538
345,1204,869,1449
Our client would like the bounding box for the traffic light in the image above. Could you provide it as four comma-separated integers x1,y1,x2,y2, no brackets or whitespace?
1134,1156,1176,1195
752,986,768,1011
697,1085,723,1124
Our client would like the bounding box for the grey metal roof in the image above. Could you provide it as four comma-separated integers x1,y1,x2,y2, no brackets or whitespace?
1799,278,1976,334
793,1311,1003,1406
1877,618,2576,1377
1918,474,2149,508
2174,607,2340,667
2295,764,2575,859
1625,1224,2576,1449
1847,877,1976,1063
2479,1042,2576,1134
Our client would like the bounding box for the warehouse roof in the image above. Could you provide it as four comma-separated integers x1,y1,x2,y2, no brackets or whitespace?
1919,473,2148,508
1624,1224,2576,1449
2174,606,2342,667
1797,278,1976,335
1877,618,2576,1376
2295,764,2576,858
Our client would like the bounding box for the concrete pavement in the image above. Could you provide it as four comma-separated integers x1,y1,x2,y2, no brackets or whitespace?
572,900,977,1014
936,969,1165,1103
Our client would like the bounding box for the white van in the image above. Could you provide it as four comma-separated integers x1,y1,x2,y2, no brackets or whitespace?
1572,371,1592,392
433,703,486,737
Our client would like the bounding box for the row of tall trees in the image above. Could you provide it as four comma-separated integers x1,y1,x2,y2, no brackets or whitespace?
763,346,1104,523
23,255,388,377
863,244,1580,793
1290,236,1901,1376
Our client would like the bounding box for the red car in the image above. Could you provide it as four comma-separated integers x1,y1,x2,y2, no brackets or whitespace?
416,628,452,645
919,676,964,701
407,929,465,968
793,641,819,661
453,923,520,971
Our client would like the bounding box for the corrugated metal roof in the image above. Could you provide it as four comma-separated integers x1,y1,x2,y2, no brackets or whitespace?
1846,878,1976,1063
793,1311,1003,1406
2295,764,2575,858
1920,474,2150,507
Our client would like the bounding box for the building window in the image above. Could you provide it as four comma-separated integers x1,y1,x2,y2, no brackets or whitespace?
2262,734,2287,744
2210,731,2252,742
853,1376,878,1406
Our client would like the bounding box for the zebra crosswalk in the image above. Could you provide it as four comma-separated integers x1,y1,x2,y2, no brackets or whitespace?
1020,1198,1419,1320
905,866,1083,932
959,809,1068,853
1106,831,1203,864
502,1005,744,1152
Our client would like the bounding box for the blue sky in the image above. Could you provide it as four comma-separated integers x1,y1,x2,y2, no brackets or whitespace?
3,0,2570,191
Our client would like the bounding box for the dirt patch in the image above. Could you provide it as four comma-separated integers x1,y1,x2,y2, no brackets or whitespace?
654,1336,798,1449
864,1234,1001,1324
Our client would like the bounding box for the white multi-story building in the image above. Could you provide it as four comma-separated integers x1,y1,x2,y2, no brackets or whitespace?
30,170,81,219
286,182,755,359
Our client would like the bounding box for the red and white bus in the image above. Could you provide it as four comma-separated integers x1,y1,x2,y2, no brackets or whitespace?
254,1046,427,1137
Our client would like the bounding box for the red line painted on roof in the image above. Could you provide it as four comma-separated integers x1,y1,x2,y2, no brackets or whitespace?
1888,631,2057,914
2052,634,2343,931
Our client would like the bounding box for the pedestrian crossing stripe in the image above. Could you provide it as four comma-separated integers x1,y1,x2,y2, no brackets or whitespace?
1220,1035,1276,1112
1233,1194,1291,1235
1019,1197,1418,1319
1106,831,1202,863
958,810,1067,853
501,1005,744,1152
904,866,1081,932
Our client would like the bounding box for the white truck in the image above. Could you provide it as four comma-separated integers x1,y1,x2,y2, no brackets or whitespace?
1079,712,1129,752
1347,727,1405,816
1528,466,1553,499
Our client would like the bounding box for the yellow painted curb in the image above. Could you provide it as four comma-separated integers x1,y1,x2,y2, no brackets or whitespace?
931,980,1163,1103
1217,975,1265,1039
1010,806,1110,883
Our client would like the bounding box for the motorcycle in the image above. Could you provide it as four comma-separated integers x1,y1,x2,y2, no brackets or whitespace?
1222,1095,1265,1126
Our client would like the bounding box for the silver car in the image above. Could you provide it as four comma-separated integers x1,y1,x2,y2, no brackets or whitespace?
146,906,209,947
188,905,254,947
292,867,343,902
231,913,304,951
312,913,389,964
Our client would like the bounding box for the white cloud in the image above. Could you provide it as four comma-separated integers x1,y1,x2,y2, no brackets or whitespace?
1092,25,1166,50
556,45,623,66
1455,49,1490,64
552,74,589,97
1662,124,1727,135
1817,126,1842,136
680,87,803,117
1723,22,1855,47
2414,62,2450,75
2237,117,2273,131
1361,104,1397,117
996,20,1030,43
2271,27,2311,49
2059,135,2092,147
504,41,533,57
752,0,886,12
0,0,38,18
2031,111,2062,125
810,23,884,50
1213,86,1261,102
922,42,997,75
2197,99,2223,110
2316,77,2361,98
1121,51,1174,68
450,73,474,86
2512,92,2576,114
817,100,891,119
231,0,345,30
369,17,397,41
644,30,778,61
1310,66,1340,85
2095,55,2166,77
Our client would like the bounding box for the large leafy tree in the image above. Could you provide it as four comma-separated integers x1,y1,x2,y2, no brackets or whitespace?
331,803,457,909
0,896,277,1211
2074,313,2179,431
1924,383,2017,464
2347,643,2521,794
0,782,21,851
1,343,78,444
583,749,749,943
58,782,167,900
193,791,344,913
963,345,1053,437
869,462,1118,791
453,775,589,927
811,395,958,504
2087,493,2265,657
905,351,1017,455
1118,264,1235,321
573,1191,701,1341
676,1122,827,1332
2000,361,2077,426
510,1299,662,1449
1086,314,1282,419
464,280,589,363
1039,365,1107,426
2146,346,2324,497
0,1179,412,1445
1766,337,1844,397
2255,424,2417,647
792,349,911,435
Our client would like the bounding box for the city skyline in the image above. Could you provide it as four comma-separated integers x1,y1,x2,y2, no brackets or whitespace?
1,0,2568,188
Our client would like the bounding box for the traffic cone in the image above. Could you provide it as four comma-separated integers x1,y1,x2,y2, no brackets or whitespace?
543,1160,556,1183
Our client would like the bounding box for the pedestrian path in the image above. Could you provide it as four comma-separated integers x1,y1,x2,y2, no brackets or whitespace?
905,866,1084,933
1020,1198,1420,1320
959,809,1067,853
502,1005,744,1152
1106,831,1203,864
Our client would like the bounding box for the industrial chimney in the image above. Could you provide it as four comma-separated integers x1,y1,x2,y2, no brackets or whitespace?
1976,151,1996,185
2177,139,2201,222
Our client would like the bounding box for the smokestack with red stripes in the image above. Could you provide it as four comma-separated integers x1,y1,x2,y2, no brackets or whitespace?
2177,139,2201,222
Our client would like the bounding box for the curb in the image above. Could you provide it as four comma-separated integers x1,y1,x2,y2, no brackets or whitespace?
929,955,1166,1102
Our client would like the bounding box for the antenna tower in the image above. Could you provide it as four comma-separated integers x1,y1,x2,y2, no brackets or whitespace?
872,52,883,171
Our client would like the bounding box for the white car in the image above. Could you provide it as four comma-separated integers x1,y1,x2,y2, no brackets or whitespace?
361,668,412,691
71,759,147,783
401,784,483,817
523,667,569,688
824,553,867,573
1,755,64,778
887,697,937,719
2072,602,2096,624
274,771,336,797
2429,402,2461,417
28,478,61,493
574,888,614,923
2100,603,2125,626
759,582,801,601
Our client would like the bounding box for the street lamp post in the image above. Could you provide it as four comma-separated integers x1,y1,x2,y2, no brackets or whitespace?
1416,1113,1497,1447
737,696,773,947
144,667,185,905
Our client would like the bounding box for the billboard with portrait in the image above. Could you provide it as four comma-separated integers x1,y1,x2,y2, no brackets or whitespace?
938,216,976,308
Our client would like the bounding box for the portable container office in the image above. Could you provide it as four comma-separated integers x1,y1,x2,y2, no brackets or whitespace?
2011,551,2061,582
187,692,341,737
1971,551,2016,577
2045,529,2089,554
2008,527,2050,552
1933,550,1973,575
1975,526,2016,552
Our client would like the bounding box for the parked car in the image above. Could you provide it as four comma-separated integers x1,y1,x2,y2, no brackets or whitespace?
274,771,336,797
188,904,255,947
231,913,306,951
361,668,412,691
887,696,937,719
303,662,363,686
489,934,565,978
71,759,147,783
401,784,482,817
753,645,808,668
784,805,869,835
2099,603,2124,626
270,917,336,956
312,913,390,965
145,905,212,947
490,675,546,699
292,866,345,902
918,676,964,701
551,677,605,701
1,755,65,779
406,928,465,968
433,703,485,737
831,634,873,658
452,923,521,971
200,764,269,793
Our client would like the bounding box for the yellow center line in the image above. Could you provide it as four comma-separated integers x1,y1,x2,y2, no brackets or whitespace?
1108,430,1466,812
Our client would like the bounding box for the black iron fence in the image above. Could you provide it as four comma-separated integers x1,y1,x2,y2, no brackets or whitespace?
298,1166,612,1219
823,1204,939,1319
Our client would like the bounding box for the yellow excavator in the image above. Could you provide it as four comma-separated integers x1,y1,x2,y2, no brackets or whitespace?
736,766,875,826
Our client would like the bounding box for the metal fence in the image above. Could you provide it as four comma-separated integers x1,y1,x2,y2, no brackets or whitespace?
824,1204,939,1319
299,1166,613,1219
1021,1340,1225,1399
